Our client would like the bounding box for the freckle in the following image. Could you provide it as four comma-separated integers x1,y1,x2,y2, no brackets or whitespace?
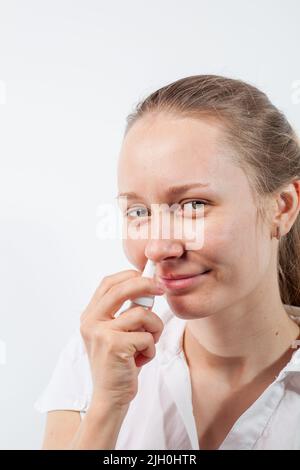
275,331,279,336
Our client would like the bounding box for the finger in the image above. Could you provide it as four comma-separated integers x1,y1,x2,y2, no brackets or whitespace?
81,270,141,319
126,331,156,360
88,277,164,322
112,306,164,343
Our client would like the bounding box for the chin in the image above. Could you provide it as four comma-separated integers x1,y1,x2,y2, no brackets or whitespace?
165,297,213,320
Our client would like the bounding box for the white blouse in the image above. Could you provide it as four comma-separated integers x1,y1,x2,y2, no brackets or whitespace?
34,305,300,450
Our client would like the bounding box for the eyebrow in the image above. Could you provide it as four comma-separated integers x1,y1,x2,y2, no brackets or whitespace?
116,182,210,200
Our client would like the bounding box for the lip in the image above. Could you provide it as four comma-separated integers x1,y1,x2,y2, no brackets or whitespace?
159,270,211,290
159,270,209,280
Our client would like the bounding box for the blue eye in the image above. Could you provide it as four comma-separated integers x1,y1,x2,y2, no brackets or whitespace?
126,206,149,218
125,200,207,219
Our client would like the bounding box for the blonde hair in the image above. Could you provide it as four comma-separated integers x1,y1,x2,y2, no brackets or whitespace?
124,74,300,306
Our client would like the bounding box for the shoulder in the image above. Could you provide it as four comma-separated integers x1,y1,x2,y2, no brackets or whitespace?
34,328,92,413
60,328,87,359
285,304,300,324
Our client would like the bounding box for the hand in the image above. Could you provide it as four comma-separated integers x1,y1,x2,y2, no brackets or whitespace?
80,269,165,410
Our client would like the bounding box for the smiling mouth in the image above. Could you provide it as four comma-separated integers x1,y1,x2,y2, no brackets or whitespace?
158,270,211,290
160,270,210,280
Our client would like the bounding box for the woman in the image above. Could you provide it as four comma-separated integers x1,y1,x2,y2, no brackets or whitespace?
35,75,300,450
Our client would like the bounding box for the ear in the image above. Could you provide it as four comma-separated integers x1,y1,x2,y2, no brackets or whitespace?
272,180,300,236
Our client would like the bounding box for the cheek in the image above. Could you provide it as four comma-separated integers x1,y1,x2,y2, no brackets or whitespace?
201,220,235,254
200,218,251,273
204,216,269,283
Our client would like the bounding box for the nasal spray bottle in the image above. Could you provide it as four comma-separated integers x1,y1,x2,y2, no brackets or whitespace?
128,259,158,365
130,259,157,310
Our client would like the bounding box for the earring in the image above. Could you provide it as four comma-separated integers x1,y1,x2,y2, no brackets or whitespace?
273,226,281,240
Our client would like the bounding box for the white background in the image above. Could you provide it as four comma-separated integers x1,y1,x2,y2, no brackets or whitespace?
0,0,299,449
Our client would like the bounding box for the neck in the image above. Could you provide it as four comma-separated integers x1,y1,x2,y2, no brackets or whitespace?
183,290,300,385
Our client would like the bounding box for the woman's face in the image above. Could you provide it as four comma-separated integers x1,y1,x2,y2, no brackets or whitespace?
117,113,273,319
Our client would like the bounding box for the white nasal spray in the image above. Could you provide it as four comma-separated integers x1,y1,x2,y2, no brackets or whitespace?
130,259,156,310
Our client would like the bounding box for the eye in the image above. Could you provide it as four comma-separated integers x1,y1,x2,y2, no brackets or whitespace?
124,200,208,219
126,206,150,218
181,200,207,216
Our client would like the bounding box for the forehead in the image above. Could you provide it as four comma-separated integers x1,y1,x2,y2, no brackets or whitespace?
117,114,242,195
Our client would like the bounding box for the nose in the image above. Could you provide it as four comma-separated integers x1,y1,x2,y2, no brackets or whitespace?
144,239,185,264
143,205,188,264
145,205,185,263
